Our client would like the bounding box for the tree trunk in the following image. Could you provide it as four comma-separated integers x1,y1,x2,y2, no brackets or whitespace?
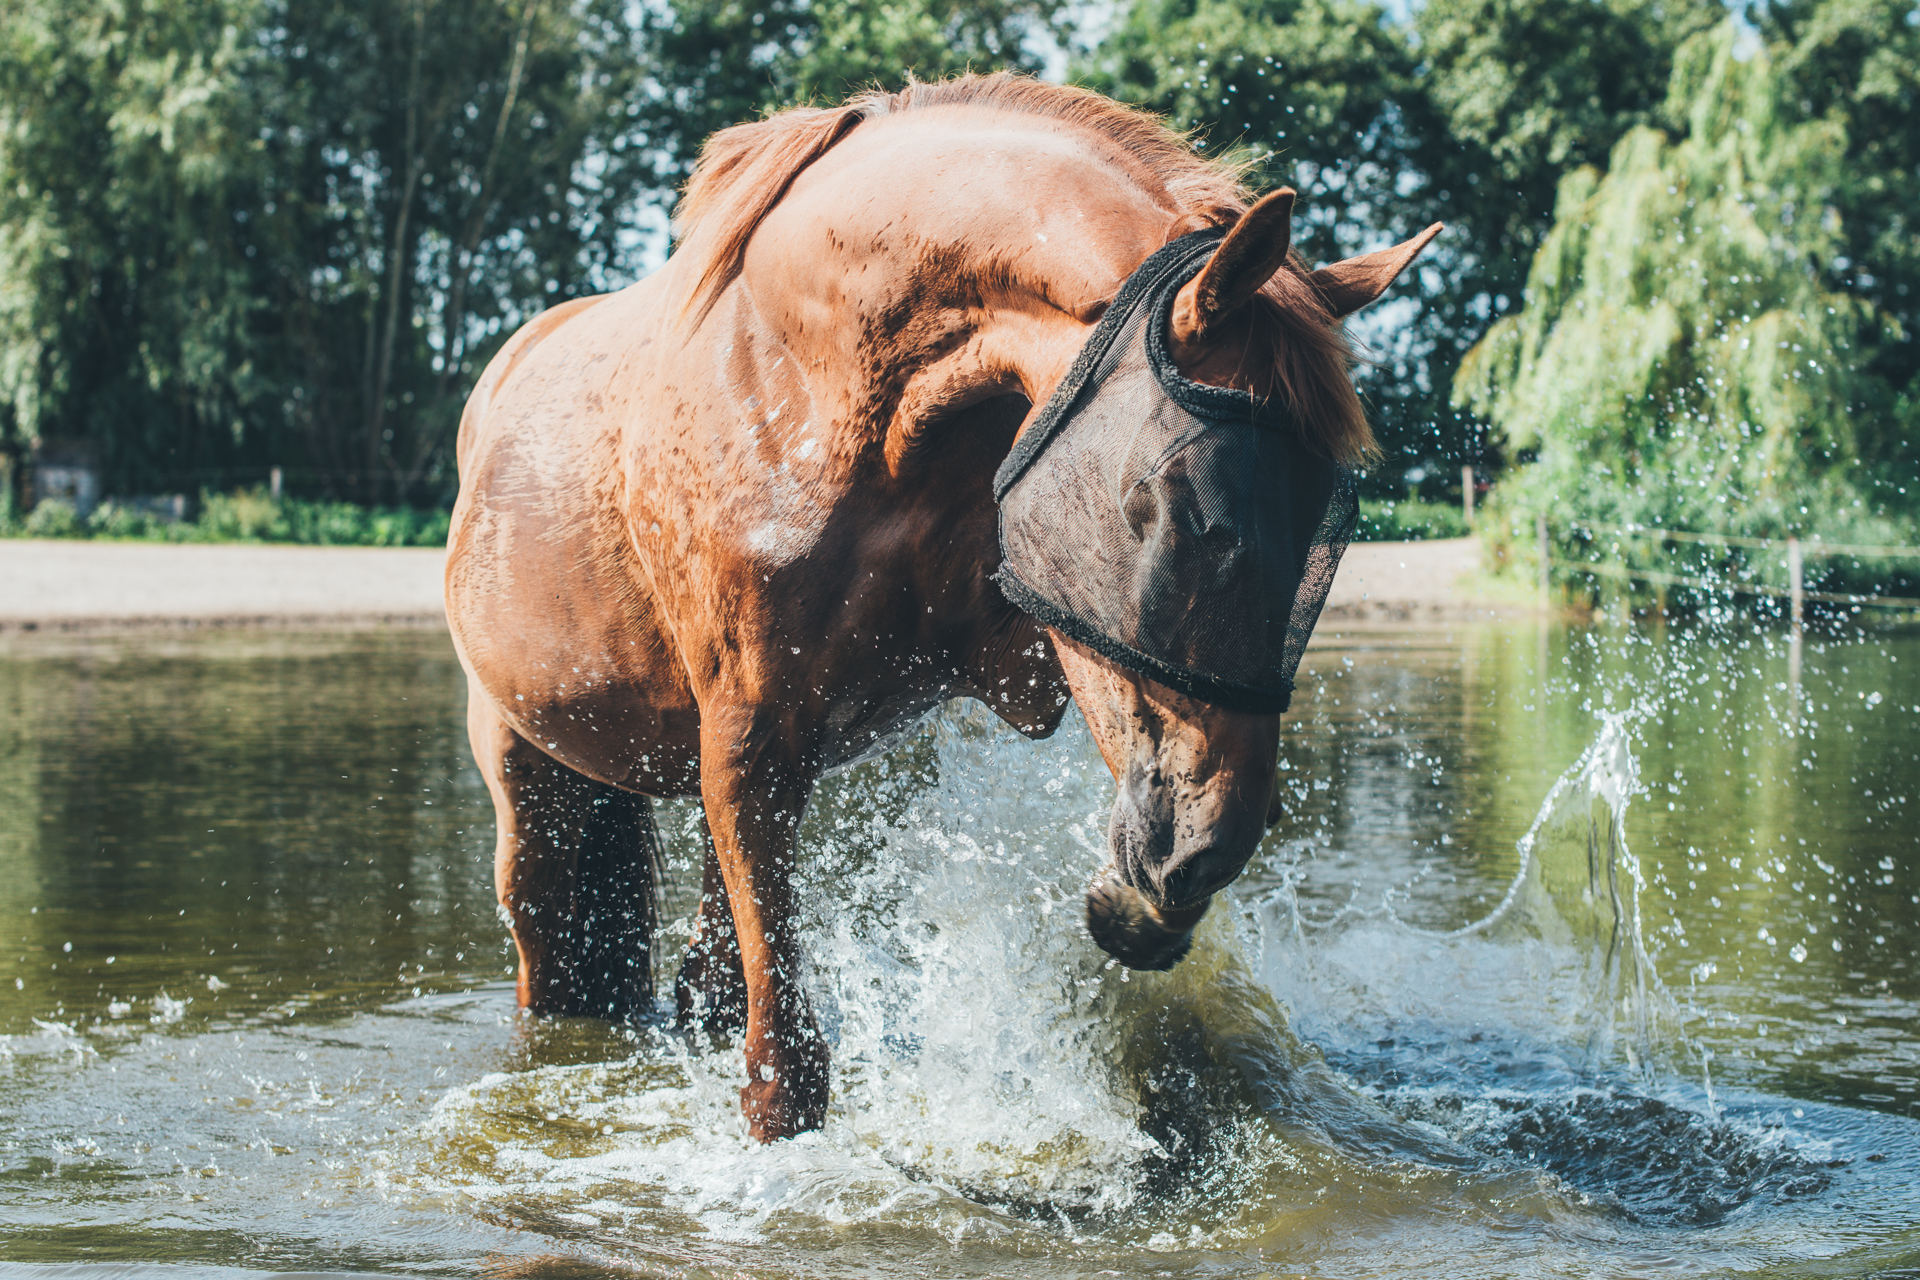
406,0,541,500
366,0,429,505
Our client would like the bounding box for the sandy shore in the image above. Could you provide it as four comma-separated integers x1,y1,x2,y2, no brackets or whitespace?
0,540,448,630
1323,537,1532,622
0,535,1526,632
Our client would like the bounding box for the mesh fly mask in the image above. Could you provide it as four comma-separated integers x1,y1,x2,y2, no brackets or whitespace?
994,229,1357,715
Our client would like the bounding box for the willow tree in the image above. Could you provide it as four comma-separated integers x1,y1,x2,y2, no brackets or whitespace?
1457,21,1918,563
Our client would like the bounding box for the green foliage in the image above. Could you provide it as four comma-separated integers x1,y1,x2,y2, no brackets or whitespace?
84,500,166,541
2,0,1913,552
1079,0,1720,489
8,488,449,545
0,0,651,504
22,498,81,538
1460,20,1916,559
1412,0,1718,275
191,489,451,544
272,497,450,546
0,0,270,488
1355,498,1470,542
643,0,1062,183
1759,0,1920,443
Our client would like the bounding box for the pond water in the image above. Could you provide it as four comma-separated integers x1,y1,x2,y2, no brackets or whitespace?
1,618,1916,1278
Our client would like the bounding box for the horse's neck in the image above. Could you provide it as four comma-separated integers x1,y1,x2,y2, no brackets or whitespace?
720,124,1173,461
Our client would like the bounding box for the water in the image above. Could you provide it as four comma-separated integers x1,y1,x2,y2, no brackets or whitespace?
1,620,1916,1277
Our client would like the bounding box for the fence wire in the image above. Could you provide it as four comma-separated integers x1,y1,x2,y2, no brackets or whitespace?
1540,520,1920,613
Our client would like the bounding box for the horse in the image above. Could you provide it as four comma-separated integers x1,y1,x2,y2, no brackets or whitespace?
445,74,1439,1142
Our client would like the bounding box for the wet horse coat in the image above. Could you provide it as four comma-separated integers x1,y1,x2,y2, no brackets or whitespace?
446,76,1438,1140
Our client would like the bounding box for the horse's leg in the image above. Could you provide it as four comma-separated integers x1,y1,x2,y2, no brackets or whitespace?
571,789,662,1018
674,824,747,1036
470,691,660,1019
699,705,828,1140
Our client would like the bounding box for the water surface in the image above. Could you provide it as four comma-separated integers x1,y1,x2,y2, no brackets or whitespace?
1,620,1915,1277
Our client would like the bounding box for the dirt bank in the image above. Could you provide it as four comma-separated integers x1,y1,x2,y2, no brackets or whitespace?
0,535,1528,632
1324,537,1533,622
0,540,447,631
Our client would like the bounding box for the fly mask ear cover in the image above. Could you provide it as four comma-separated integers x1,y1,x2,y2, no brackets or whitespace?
993,229,1358,715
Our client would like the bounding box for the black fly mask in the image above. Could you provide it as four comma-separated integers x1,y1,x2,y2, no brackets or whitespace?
994,229,1357,715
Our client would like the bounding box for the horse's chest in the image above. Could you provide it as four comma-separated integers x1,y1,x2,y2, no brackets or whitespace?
819,687,945,773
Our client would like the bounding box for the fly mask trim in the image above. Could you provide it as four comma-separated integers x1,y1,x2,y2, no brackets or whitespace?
992,229,1357,715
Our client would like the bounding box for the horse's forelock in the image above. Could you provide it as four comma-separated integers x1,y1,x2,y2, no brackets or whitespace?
675,73,1374,465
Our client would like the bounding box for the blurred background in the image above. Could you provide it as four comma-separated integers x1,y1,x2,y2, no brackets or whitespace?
1,0,1914,570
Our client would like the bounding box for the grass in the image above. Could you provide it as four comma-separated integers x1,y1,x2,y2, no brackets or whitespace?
11,489,1469,550
6,488,451,547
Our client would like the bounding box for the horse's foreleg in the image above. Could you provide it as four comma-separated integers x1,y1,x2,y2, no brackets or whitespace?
469,692,660,1019
674,824,747,1036
699,706,828,1141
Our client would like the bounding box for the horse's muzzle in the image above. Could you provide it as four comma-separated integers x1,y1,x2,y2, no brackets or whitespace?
1085,874,1211,971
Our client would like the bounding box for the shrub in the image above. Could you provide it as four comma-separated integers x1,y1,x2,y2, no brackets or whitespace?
23,498,82,538
1456,20,1919,603
87,499,163,539
194,488,289,541
4,487,450,547
1356,498,1471,542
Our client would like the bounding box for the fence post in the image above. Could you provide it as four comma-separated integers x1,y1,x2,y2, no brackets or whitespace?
1787,536,1804,634
269,466,283,502
1536,515,1550,613
1461,464,1475,530
1788,537,1804,726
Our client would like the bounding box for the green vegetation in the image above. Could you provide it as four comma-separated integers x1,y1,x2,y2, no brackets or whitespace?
0,0,651,506
1085,0,1722,482
1355,499,1470,542
7,490,449,546
647,0,1060,186
1458,11,1920,599
0,0,1914,559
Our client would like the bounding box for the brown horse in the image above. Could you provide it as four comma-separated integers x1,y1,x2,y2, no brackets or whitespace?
445,74,1438,1141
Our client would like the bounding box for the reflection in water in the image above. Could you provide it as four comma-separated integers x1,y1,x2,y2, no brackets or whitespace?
0,630,499,1031
1,621,1917,1277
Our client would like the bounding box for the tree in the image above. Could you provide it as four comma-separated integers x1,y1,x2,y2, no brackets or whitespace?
1758,0,1920,429
1082,0,1719,490
259,0,652,502
0,0,652,504
1456,22,1918,560
0,0,273,496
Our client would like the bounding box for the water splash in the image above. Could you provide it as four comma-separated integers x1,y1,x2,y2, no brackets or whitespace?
1256,714,1678,1084
1246,711,1851,1224
398,703,1864,1260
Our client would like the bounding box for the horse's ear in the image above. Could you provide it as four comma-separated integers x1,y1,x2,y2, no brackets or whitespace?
1170,188,1296,348
1308,223,1444,319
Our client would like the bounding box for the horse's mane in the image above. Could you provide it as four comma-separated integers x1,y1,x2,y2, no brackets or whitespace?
675,73,1373,466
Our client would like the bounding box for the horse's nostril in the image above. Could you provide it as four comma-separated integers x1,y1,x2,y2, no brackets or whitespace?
1156,849,1245,912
